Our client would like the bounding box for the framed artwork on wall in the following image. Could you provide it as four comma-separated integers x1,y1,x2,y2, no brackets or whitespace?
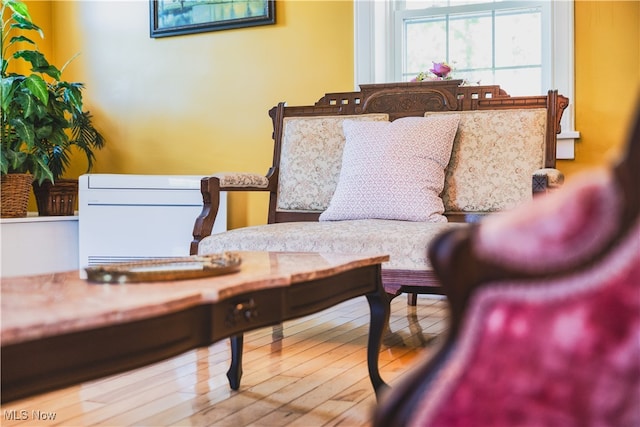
150,0,275,38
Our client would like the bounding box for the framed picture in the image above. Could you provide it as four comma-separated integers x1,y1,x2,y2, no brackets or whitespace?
150,0,275,38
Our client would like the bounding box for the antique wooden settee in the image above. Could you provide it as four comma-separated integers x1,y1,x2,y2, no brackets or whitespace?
190,80,569,304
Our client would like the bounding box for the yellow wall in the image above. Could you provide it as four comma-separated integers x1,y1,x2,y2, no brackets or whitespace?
26,0,640,228
28,0,354,227
561,0,640,176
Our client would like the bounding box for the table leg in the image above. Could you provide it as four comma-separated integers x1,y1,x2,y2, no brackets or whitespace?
366,285,390,397
226,334,243,390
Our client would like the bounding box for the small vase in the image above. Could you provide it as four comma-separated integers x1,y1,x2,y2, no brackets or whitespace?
1,173,34,218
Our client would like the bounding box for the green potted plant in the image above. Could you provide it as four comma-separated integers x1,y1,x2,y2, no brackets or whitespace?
1,0,104,217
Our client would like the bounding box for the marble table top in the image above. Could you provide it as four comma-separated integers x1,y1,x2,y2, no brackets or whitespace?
1,251,388,346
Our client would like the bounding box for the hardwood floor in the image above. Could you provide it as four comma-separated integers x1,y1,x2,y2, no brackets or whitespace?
1,295,449,426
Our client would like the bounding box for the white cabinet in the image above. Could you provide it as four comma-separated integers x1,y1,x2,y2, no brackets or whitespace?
1,215,79,277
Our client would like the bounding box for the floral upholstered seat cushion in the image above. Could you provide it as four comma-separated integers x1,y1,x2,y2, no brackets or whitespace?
198,219,467,271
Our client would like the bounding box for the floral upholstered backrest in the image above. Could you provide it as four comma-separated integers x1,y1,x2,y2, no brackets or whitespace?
425,109,548,213
277,109,547,215
276,114,389,213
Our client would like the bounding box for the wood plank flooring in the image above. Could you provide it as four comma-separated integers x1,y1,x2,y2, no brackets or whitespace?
1,295,449,426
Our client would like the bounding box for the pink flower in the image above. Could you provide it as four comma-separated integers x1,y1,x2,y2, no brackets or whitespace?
429,62,452,78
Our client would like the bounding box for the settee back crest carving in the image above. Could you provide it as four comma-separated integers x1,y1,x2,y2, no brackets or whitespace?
312,81,515,119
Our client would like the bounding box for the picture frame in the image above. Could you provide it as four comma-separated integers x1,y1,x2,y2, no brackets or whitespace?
150,0,275,38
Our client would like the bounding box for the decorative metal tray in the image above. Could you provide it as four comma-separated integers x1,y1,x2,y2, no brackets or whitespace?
85,253,242,284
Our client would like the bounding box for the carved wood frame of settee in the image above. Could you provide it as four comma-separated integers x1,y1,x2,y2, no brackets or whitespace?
190,80,569,303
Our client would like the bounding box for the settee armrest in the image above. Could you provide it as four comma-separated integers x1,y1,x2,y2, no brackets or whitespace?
214,172,270,189
190,171,275,255
532,168,564,196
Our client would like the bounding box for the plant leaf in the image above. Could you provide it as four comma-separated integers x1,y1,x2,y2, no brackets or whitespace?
13,50,50,70
48,143,70,179
10,151,27,170
63,84,83,111
9,22,44,40
34,124,53,140
47,128,69,148
0,157,8,175
10,12,44,39
9,35,36,45
24,74,48,105
20,91,38,118
10,116,35,146
6,0,33,22
32,155,54,184
0,77,18,111
32,65,61,81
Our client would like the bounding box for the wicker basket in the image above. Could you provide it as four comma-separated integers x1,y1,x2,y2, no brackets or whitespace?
33,179,79,216
1,173,34,218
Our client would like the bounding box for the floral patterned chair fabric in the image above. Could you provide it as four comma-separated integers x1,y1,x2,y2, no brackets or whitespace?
373,101,640,426
434,109,549,212
276,114,389,212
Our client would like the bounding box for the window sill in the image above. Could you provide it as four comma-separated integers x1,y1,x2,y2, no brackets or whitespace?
557,131,580,160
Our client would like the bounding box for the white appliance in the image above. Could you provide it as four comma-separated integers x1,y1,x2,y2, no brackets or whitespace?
79,174,227,273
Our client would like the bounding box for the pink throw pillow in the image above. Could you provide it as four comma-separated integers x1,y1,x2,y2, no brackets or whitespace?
319,115,460,222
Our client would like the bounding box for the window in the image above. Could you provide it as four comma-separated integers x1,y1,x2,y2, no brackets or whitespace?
354,0,579,158
399,1,545,96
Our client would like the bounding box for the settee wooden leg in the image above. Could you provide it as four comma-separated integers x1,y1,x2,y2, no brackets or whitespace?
408,293,418,306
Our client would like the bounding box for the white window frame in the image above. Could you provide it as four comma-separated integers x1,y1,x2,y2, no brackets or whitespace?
354,0,579,159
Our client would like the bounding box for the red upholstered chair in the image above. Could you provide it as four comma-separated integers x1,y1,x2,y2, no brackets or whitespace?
373,101,640,426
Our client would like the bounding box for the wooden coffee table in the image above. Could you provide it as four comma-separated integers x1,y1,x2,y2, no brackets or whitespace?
1,251,390,403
